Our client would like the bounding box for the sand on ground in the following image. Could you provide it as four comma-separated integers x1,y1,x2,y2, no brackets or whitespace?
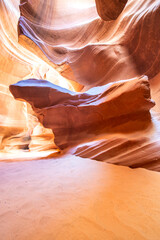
0,154,160,240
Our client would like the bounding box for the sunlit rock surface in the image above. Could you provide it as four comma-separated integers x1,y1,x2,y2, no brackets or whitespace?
1,0,160,239
10,76,154,149
18,0,160,87
0,0,75,154
0,0,160,170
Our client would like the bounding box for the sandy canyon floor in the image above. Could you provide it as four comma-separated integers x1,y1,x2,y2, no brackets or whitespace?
1,155,160,240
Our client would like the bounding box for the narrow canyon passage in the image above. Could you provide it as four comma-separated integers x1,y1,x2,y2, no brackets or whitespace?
0,0,160,239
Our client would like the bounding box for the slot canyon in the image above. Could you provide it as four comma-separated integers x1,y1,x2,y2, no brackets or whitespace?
0,0,160,239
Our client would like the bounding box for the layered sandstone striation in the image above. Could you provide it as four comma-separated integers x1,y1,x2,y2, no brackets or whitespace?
18,0,160,88
10,76,154,149
0,0,75,153
1,0,160,170
1,0,160,239
95,0,128,21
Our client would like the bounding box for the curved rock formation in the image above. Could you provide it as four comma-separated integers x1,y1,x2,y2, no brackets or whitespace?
1,0,160,171
0,0,75,152
10,76,154,150
2,1,160,239
95,0,128,21
18,0,160,88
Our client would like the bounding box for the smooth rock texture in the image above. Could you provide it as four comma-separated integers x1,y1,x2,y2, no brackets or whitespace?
0,0,75,152
10,76,154,149
1,0,160,171
18,0,160,88
1,0,160,239
95,0,128,20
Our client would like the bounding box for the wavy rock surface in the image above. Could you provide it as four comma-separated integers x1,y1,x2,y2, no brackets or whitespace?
95,0,128,21
10,76,154,150
1,1,160,239
1,0,160,171
18,0,160,88
10,74,160,171
0,0,75,153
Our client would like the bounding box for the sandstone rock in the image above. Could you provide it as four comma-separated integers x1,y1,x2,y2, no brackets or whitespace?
1,0,160,171
95,0,127,20
10,76,154,149
18,0,160,87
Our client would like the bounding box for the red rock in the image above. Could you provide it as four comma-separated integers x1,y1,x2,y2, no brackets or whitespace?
95,0,128,20
10,76,154,149
18,0,160,87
